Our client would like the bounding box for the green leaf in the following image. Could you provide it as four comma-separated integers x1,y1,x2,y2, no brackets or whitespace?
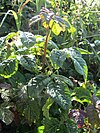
8,71,26,86
0,109,14,125
0,103,14,125
53,74,73,87
25,74,51,98
17,54,37,72
47,81,71,110
18,31,36,48
68,26,76,35
44,117,78,133
50,49,67,68
36,0,46,12
38,126,45,133
71,96,83,104
42,97,54,119
5,32,17,41
54,16,70,29
35,35,44,42
0,10,19,30
75,48,92,54
59,118,78,133
49,20,65,36
0,58,18,78
67,47,82,58
23,99,40,124
96,89,100,99
11,10,20,30
48,40,58,50
44,118,60,133
49,0,56,8
72,56,88,83
72,87,91,103
0,36,6,48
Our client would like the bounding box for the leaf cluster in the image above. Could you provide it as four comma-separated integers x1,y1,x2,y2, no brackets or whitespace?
0,0,100,133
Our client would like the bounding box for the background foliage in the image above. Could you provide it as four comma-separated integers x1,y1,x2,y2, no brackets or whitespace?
0,0,100,133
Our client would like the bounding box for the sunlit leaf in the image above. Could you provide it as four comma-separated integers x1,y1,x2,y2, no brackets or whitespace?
49,0,56,8
0,58,18,78
0,36,5,48
17,54,36,72
72,56,88,83
0,10,20,30
96,89,100,99
48,40,58,50
42,97,54,119
75,48,92,54
42,21,49,28
18,31,36,48
51,21,65,35
38,126,45,133
49,19,54,28
71,96,83,104
50,49,67,68
72,87,91,103
54,16,70,30
68,26,76,34
52,74,73,87
24,74,51,98
5,32,17,41
47,81,71,110
0,103,14,125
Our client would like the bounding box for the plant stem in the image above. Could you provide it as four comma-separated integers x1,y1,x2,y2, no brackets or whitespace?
60,0,63,16
18,0,30,13
42,27,51,69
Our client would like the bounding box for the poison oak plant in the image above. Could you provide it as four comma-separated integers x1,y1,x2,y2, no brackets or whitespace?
0,2,100,133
